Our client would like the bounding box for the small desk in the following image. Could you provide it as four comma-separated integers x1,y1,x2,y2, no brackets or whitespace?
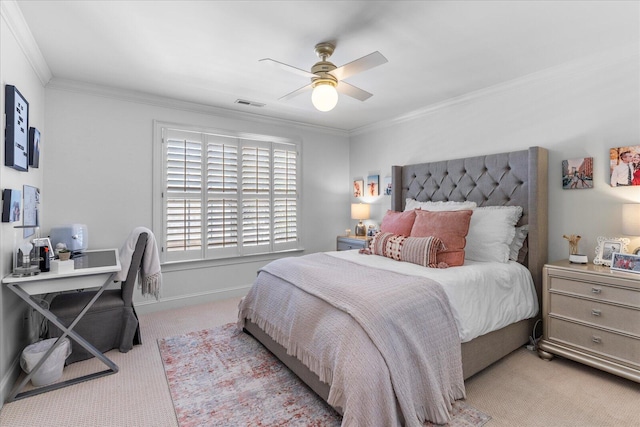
2,249,121,401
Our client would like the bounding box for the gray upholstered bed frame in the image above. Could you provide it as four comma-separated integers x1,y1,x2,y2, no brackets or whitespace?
244,146,548,409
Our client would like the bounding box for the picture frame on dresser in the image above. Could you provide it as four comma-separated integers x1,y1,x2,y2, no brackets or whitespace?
593,236,630,266
611,252,640,274
4,85,29,171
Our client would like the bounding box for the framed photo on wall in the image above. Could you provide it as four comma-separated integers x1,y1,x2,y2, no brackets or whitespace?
353,179,364,197
29,127,40,168
367,175,379,196
561,157,593,189
22,185,40,238
4,85,29,171
609,145,640,187
2,189,22,223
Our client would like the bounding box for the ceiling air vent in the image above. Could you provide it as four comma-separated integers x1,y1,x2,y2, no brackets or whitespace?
235,99,265,107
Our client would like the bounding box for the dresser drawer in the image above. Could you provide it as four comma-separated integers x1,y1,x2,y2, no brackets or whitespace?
548,317,640,368
549,276,640,307
550,293,640,336
337,241,362,251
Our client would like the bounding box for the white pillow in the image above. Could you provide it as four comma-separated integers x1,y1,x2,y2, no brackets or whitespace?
465,206,523,263
404,198,477,212
509,225,529,261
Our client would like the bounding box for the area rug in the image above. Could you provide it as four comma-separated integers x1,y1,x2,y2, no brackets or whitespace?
158,323,491,427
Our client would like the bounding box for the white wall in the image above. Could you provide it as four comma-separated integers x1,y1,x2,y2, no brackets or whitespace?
349,47,640,263
0,4,46,403
42,82,350,312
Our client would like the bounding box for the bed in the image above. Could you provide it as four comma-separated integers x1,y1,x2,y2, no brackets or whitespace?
239,146,548,425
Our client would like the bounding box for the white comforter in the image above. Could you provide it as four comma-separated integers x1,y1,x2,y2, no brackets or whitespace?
328,250,539,342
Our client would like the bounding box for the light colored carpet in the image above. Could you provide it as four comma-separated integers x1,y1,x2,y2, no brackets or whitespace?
1,297,638,426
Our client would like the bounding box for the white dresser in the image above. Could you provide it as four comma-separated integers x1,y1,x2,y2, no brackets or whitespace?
538,260,640,383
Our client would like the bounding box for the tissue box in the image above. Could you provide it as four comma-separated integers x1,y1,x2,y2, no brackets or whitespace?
51,260,74,273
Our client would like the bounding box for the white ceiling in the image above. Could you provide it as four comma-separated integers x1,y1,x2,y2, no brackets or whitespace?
15,1,640,132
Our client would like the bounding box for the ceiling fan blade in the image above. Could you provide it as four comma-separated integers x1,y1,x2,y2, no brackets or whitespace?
279,83,313,101
259,58,316,79
336,81,373,102
330,51,388,81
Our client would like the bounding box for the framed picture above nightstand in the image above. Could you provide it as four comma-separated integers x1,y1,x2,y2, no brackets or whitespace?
336,235,370,251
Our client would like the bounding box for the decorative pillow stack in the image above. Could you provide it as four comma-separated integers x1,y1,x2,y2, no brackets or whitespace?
464,206,524,263
409,209,473,267
370,232,445,268
379,209,417,236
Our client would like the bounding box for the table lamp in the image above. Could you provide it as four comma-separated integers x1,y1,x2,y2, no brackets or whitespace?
622,203,640,254
351,203,370,236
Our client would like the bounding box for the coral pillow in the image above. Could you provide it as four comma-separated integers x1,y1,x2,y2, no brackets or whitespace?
369,232,445,268
379,209,416,236
410,209,473,266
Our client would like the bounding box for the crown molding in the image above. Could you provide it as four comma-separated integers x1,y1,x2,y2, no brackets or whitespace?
350,43,639,137
46,78,349,138
1,0,52,86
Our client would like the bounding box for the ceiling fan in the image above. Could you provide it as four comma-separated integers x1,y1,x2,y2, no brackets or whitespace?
260,42,388,112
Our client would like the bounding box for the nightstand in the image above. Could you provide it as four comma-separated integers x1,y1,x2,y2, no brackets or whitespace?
538,260,640,383
336,235,370,251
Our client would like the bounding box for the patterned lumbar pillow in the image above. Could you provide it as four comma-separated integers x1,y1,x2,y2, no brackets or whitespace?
369,232,446,268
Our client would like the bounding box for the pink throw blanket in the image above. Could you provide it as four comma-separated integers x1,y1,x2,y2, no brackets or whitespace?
238,253,465,426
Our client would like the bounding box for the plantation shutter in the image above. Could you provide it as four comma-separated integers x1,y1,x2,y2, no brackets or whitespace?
161,126,300,262
165,130,203,260
241,142,271,254
273,146,298,249
206,135,239,257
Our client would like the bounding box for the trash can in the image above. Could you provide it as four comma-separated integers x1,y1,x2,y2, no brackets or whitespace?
20,337,71,387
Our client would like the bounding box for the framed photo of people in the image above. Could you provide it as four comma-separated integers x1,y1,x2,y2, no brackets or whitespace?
610,145,640,187
610,252,640,275
4,85,29,171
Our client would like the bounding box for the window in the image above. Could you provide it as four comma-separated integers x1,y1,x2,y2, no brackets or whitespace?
155,123,301,262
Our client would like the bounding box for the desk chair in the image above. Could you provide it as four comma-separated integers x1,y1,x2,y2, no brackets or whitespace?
47,232,148,364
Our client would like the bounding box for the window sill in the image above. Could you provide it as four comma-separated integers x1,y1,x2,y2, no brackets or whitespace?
160,248,305,273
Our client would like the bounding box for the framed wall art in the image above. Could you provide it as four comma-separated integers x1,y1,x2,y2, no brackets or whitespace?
609,145,640,187
383,176,392,195
2,189,22,223
353,179,364,197
562,157,593,189
29,127,40,168
593,236,630,266
611,252,640,274
4,85,29,171
23,185,40,238
367,174,379,196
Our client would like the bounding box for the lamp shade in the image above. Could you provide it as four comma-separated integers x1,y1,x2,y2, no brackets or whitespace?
311,83,338,112
622,204,640,236
351,203,370,220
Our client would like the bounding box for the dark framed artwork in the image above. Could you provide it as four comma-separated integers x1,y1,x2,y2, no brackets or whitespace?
562,157,593,189
29,127,40,168
4,85,29,171
2,189,22,223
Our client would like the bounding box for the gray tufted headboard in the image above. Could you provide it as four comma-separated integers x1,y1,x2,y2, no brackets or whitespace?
391,146,548,304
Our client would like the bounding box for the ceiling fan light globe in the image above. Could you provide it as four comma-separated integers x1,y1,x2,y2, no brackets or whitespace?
311,84,338,112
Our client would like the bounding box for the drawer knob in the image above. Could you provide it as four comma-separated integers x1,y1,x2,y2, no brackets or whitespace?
591,309,601,317
591,287,602,294
592,336,602,344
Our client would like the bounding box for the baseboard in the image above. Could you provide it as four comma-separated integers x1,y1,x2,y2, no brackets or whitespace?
134,284,252,314
1,355,22,408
